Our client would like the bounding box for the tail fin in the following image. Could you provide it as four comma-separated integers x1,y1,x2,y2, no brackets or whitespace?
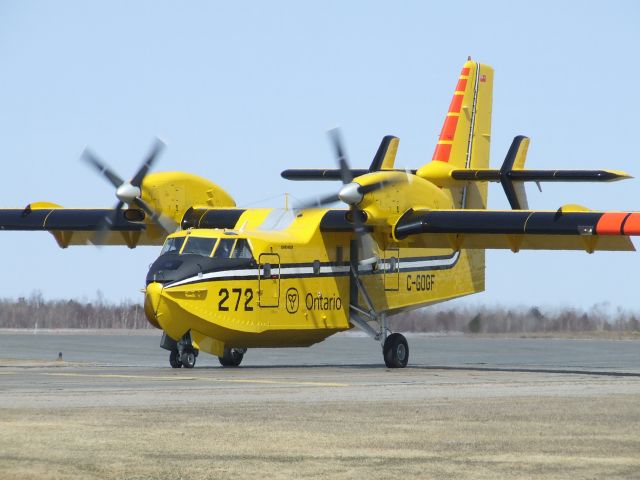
369,135,399,171
417,59,494,209
500,135,530,209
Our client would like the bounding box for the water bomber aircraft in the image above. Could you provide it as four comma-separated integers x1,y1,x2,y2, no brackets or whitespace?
1,59,637,368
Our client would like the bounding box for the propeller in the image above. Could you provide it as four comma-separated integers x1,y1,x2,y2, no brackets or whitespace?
81,138,178,245
294,129,393,265
294,129,412,265
295,130,406,211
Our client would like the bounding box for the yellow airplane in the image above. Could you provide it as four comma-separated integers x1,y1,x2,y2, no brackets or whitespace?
2,59,638,368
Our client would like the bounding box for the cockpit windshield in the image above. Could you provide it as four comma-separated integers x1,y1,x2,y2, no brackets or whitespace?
181,237,217,256
161,235,254,260
160,236,185,255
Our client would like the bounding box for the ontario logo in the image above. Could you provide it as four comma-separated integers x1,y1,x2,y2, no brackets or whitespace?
286,287,299,314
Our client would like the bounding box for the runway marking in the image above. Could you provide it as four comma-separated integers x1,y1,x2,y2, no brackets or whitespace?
34,371,349,388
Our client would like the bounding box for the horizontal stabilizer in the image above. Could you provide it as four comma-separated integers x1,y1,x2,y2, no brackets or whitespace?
281,168,370,181
420,135,631,209
282,135,400,181
451,168,630,182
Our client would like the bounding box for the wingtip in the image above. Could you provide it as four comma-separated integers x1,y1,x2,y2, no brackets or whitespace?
606,169,633,181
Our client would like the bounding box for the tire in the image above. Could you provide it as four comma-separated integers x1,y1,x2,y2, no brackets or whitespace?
169,350,182,368
181,350,197,368
218,347,245,367
383,333,409,368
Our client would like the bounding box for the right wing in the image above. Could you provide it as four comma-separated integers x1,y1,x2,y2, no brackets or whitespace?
0,203,164,248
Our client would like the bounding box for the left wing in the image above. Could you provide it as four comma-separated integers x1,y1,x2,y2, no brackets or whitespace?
393,208,640,253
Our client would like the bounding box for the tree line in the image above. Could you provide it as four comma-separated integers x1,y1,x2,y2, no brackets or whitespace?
390,304,640,333
1,293,639,332
0,293,149,329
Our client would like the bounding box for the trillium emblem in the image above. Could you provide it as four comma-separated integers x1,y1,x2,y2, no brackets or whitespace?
286,288,299,314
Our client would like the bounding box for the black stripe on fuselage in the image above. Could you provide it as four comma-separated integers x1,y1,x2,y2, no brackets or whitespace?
163,251,460,288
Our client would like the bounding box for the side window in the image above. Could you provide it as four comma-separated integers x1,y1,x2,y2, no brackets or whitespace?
160,236,185,255
231,239,253,259
213,239,236,259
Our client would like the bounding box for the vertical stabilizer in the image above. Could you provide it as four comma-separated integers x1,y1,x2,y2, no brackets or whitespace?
500,135,530,209
369,135,400,171
417,60,494,209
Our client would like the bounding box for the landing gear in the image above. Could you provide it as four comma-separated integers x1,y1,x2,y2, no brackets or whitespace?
162,332,199,369
218,347,246,367
347,254,410,368
181,349,197,368
383,333,409,368
168,348,198,368
169,350,181,368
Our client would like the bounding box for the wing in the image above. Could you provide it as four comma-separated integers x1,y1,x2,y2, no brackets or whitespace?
393,209,640,252
0,203,165,247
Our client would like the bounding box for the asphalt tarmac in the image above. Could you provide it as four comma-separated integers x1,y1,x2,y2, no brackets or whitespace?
1,331,639,409
2,331,640,479
1,330,640,370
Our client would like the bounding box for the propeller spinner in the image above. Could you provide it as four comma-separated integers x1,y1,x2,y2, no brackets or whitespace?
294,129,405,265
81,138,178,245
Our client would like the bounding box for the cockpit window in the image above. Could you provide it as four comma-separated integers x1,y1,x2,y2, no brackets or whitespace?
231,239,253,259
160,236,185,255
213,238,235,259
181,237,217,257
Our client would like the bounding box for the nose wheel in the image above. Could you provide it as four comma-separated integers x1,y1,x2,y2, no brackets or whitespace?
383,333,409,368
168,348,198,368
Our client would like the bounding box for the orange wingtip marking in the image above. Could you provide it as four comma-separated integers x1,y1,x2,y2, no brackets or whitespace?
461,67,470,75
455,79,467,92
439,115,458,141
622,213,640,235
432,143,452,162
449,94,463,113
596,212,629,235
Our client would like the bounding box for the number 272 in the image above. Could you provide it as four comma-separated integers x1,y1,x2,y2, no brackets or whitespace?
218,288,253,311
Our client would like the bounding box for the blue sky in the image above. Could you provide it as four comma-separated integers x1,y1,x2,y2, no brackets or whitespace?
0,1,639,310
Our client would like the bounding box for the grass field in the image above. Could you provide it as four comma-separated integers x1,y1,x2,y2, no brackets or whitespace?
1,395,639,479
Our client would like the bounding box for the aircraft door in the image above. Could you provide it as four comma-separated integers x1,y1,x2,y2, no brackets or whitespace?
384,248,400,291
258,253,280,308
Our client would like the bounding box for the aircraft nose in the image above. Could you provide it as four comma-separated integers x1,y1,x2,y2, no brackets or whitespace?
143,282,164,329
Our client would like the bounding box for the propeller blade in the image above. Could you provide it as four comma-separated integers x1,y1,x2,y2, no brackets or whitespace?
293,193,341,211
133,197,178,233
88,200,124,246
81,149,124,188
349,204,378,265
130,138,165,187
328,128,353,184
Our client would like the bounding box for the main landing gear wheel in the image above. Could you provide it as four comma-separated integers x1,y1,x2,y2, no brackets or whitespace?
218,347,245,367
181,350,197,368
383,333,409,368
169,350,182,368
